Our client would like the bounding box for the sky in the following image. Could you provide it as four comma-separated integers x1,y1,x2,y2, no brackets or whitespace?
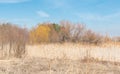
0,0,120,36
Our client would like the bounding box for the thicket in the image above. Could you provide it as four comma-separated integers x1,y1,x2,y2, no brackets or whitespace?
0,23,28,58
29,21,104,44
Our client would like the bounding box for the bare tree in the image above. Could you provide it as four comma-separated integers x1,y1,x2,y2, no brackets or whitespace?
82,30,103,45
0,23,28,58
59,21,86,42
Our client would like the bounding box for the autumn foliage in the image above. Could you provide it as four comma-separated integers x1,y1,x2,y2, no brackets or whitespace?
30,24,51,43
29,21,104,44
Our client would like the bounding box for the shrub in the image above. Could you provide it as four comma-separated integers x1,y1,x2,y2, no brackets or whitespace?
82,30,103,45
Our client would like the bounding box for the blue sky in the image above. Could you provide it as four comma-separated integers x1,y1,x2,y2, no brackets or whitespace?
0,0,120,36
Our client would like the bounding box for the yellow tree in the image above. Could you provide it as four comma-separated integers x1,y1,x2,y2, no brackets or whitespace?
30,24,51,43
29,28,37,43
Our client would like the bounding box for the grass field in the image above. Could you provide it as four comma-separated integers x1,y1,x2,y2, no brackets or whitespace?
0,43,120,74
27,43,120,62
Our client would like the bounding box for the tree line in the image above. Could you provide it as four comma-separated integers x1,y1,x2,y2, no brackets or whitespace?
0,21,119,58
30,21,105,44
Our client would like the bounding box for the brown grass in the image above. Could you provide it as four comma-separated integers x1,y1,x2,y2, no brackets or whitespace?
0,57,120,74
0,43,120,74
27,43,120,62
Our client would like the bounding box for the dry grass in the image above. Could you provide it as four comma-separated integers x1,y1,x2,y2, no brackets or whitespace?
27,43,120,62
0,43,120,74
0,57,120,74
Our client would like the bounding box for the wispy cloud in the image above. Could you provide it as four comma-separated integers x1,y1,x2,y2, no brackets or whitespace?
77,12,120,21
37,11,50,18
0,0,30,3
